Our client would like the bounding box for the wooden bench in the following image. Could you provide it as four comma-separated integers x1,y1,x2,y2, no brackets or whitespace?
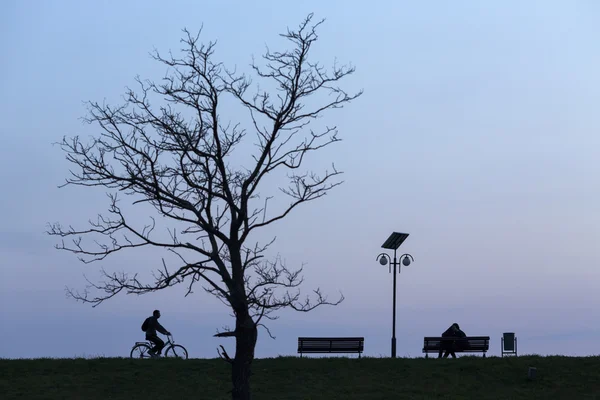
423,336,490,358
298,337,364,358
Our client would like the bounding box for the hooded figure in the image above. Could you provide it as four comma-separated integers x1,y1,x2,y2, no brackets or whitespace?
439,323,467,358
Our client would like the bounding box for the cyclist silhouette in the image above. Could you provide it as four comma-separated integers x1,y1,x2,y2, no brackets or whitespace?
142,310,171,357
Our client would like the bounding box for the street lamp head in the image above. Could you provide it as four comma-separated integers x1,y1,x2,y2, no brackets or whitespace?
400,253,414,267
376,253,390,267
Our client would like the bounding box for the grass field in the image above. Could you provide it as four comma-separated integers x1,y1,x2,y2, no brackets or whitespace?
2,355,599,399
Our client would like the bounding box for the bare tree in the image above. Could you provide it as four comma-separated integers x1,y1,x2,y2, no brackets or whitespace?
48,14,361,400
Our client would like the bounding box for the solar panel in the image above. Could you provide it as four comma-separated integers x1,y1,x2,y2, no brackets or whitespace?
381,232,409,250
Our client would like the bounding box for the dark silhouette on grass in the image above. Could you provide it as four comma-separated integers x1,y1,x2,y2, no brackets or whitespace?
48,13,360,400
439,322,467,358
141,310,171,357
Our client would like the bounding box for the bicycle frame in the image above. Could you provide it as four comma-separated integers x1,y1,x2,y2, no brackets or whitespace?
136,334,174,348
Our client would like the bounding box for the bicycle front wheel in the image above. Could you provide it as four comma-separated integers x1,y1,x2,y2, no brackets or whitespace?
130,343,152,359
165,344,188,359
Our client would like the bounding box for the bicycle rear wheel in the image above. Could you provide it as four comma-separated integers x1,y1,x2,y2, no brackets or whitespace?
130,343,152,359
165,344,188,359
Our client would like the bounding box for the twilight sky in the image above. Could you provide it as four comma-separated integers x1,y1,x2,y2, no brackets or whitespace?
1,0,599,359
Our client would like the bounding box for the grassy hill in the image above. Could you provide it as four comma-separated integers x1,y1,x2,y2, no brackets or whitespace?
2,355,599,399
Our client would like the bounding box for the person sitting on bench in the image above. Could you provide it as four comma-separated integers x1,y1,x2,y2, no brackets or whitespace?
439,323,467,358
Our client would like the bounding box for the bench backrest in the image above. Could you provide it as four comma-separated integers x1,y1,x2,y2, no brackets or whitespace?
423,336,490,351
298,337,364,352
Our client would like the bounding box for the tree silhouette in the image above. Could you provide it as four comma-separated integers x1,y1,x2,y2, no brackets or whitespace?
48,14,361,400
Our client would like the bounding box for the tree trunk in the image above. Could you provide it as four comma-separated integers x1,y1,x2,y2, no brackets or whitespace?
231,313,257,400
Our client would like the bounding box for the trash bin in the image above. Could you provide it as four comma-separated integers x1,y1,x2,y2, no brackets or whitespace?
503,332,515,351
502,332,517,356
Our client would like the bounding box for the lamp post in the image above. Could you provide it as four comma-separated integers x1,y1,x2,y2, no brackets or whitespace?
376,232,414,358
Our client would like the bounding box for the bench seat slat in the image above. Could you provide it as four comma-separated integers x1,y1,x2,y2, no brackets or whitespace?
298,337,364,357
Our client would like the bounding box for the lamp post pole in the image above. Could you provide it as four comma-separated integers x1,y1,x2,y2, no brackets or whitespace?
392,248,397,358
376,232,414,359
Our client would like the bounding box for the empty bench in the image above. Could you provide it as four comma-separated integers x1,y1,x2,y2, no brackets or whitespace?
423,336,490,358
298,337,364,358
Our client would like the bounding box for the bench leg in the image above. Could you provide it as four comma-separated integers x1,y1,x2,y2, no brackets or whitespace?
425,353,428,359
483,352,486,358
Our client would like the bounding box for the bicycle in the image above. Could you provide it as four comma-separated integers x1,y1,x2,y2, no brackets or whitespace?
130,334,188,359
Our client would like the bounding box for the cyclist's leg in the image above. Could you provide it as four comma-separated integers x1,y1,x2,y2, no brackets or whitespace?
146,334,163,355
155,336,165,355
